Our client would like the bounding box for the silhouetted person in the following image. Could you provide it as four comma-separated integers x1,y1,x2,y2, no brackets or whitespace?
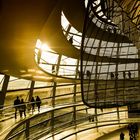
128,71,131,79
31,97,35,113
113,26,117,34
123,71,126,79
52,65,55,74
69,36,73,44
133,123,138,138
36,96,41,112
127,123,138,139
14,96,21,119
89,115,94,122
127,123,133,137
129,136,133,140
115,73,119,79
120,132,125,140
19,99,26,118
78,70,82,78
108,27,111,33
100,107,103,112
110,72,114,79
86,70,91,79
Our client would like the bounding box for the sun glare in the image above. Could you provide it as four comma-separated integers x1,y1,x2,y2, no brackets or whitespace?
36,39,42,49
36,39,53,52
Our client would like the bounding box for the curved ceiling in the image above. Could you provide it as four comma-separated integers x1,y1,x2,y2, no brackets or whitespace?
39,0,139,64
0,0,58,81
62,0,132,43
0,0,139,82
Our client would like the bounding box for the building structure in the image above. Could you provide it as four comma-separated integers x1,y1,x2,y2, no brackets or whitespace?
0,0,139,139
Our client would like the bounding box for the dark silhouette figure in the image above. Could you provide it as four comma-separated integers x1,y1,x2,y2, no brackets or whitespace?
36,96,41,112
52,65,55,74
123,71,126,79
127,123,138,140
19,99,26,118
69,36,73,44
14,96,21,119
89,115,94,122
100,107,103,112
31,97,35,113
110,72,114,79
120,132,125,140
113,26,117,34
128,71,131,79
115,73,119,79
86,70,91,79
127,123,133,137
78,70,82,78
133,123,138,139
108,27,111,33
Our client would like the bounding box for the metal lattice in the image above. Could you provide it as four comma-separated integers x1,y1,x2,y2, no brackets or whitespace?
81,0,140,108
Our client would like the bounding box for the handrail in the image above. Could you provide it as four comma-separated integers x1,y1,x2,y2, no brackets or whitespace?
3,102,84,139
4,105,139,140
1,79,139,110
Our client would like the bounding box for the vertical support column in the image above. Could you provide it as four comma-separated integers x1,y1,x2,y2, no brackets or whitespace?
27,81,35,111
73,84,77,124
51,50,61,139
94,107,98,131
72,59,79,140
28,81,35,102
138,49,140,82
73,59,80,124
56,55,61,76
25,119,30,140
0,74,10,111
51,82,56,107
51,82,56,140
94,40,102,131
73,83,77,140
137,48,140,115
128,48,140,118
115,43,120,125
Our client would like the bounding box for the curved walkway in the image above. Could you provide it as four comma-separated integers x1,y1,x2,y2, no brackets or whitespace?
0,104,52,140
2,103,140,140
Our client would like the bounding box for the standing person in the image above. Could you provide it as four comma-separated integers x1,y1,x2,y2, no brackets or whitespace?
100,107,103,112
120,132,125,140
52,65,55,74
86,70,91,79
19,99,26,118
14,96,21,119
36,96,41,112
115,72,119,79
128,71,131,79
69,36,73,44
127,123,133,138
110,72,114,79
123,71,126,79
132,123,138,139
77,70,81,79
31,97,35,113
